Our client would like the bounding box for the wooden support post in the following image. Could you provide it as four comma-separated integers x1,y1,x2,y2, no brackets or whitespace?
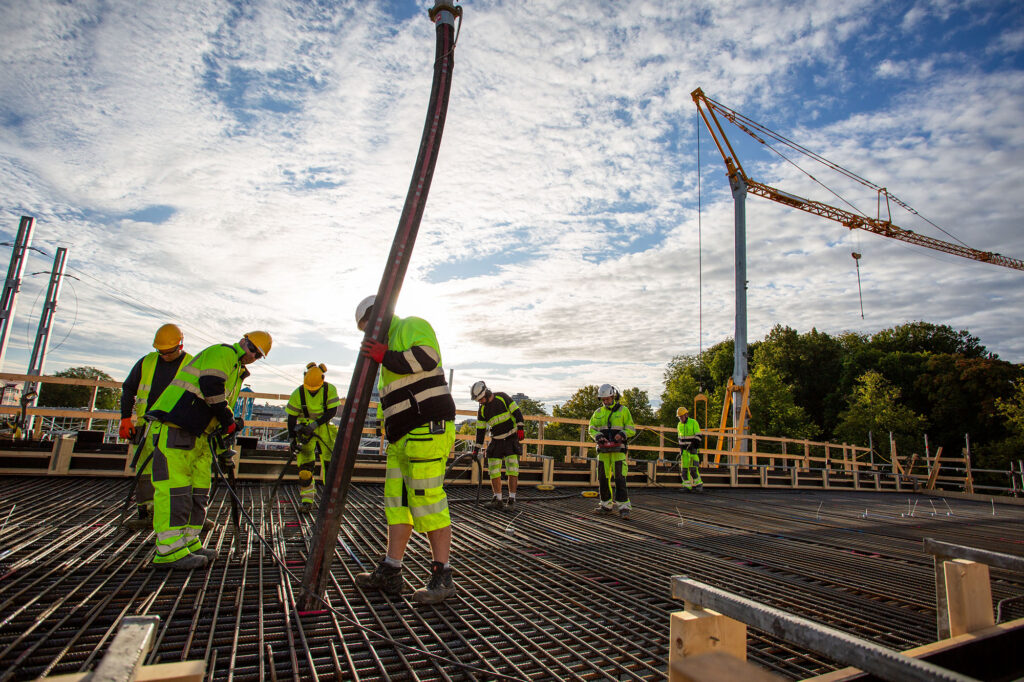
85,385,98,431
50,434,75,474
925,446,944,490
790,466,798,488
669,605,747,682
963,449,974,494
943,559,994,637
822,468,830,489
648,460,657,486
537,421,545,459
542,457,554,486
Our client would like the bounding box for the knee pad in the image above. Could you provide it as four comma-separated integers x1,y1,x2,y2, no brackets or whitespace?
299,470,313,484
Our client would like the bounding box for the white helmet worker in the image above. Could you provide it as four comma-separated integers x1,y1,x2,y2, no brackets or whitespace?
355,295,375,329
470,381,489,401
597,383,618,400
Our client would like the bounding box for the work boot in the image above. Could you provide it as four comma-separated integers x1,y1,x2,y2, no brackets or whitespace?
595,504,613,514
299,502,313,513
485,497,503,509
124,517,151,531
202,518,217,532
694,484,704,493
355,560,405,596
192,547,217,563
619,507,631,520
154,553,207,571
503,498,515,512
412,561,456,604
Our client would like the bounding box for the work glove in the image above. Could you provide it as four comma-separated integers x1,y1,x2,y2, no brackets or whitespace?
596,436,609,446
289,438,299,452
472,446,480,458
614,432,625,443
360,338,387,363
516,428,525,441
119,417,135,440
298,423,315,440
221,416,244,437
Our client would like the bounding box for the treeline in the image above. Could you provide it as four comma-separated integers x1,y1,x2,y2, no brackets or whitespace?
540,322,1024,475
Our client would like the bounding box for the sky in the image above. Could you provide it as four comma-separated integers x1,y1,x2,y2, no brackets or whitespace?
1,0,1022,415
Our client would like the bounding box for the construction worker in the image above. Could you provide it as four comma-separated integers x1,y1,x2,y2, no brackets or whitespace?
352,295,458,604
143,331,271,570
285,362,340,513
471,381,525,511
119,324,192,531
676,406,703,492
589,384,636,519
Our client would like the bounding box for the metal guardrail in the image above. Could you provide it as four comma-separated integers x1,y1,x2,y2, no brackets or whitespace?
671,576,978,682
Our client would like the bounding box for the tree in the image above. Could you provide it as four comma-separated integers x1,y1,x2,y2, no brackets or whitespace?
746,364,819,443
834,371,927,459
38,367,120,410
514,396,547,439
996,379,1024,437
547,385,600,444
620,387,658,450
870,321,988,358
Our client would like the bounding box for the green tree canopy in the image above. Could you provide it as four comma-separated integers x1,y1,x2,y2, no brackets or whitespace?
834,371,927,457
38,366,121,410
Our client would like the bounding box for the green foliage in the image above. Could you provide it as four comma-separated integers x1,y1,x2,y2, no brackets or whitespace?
833,371,927,457
514,396,547,438
996,379,1024,437
746,364,819,442
38,366,121,410
620,387,658,449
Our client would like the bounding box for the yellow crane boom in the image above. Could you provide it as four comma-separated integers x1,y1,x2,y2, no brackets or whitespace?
692,88,1024,271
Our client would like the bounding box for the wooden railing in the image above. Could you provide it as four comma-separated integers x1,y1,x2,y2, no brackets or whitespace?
0,372,973,493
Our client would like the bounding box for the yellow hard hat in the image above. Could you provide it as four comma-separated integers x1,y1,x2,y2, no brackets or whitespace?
244,331,272,358
304,362,327,391
676,406,689,418
153,323,183,351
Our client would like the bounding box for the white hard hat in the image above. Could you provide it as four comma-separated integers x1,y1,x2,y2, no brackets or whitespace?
597,383,618,399
355,295,375,326
470,381,488,400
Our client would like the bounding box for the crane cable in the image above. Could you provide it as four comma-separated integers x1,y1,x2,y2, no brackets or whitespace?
703,95,971,249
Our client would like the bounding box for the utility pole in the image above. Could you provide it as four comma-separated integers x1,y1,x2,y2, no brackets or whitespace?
24,247,67,435
300,2,461,610
0,216,35,370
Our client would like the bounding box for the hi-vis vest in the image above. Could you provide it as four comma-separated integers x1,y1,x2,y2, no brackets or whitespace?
376,315,455,442
133,351,193,426
286,383,341,422
147,343,246,436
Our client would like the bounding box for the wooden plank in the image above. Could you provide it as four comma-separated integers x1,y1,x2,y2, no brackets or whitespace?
40,660,206,682
669,607,747,682
943,559,994,637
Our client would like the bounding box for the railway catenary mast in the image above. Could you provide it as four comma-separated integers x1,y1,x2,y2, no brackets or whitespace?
301,1,462,609
691,87,1024,450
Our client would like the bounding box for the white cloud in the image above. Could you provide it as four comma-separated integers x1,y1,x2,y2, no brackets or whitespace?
0,0,1021,411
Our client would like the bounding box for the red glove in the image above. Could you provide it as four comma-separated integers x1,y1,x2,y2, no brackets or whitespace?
614,433,625,443
119,417,135,440
360,338,387,363
516,428,525,440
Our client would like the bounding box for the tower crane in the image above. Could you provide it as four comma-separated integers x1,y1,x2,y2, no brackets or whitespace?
690,87,1023,457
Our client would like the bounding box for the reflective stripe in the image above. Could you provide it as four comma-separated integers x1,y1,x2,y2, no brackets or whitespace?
155,536,189,553
414,385,450,404
379,366,445,398
385,467,403,481
410,499,448,518
384,496,406,508
382,399,411,419
402,349,423,373
412,474,446,489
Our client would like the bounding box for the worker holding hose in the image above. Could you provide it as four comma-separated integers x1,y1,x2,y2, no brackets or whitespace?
143,331,271,570
351,295,458,604
285,362,340,513
471,381,525,511
118,324,192,531
589,384,636,519
676,407,703,492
